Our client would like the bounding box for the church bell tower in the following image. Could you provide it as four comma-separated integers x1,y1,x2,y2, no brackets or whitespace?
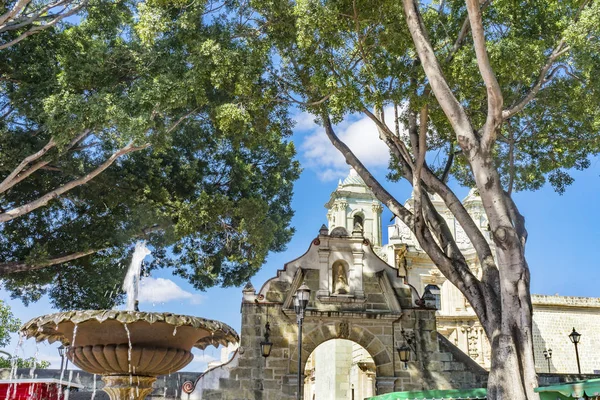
324,168,383,247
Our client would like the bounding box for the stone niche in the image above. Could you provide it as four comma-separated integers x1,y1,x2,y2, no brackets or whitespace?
182,229,488,400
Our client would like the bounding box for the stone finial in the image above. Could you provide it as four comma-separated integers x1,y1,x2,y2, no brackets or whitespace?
319,224,329,236
242,282,256,294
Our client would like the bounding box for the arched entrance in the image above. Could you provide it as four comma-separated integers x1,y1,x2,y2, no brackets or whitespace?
304,339,376,400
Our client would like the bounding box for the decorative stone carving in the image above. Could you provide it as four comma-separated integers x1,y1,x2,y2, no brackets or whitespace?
467,328,479,360
337,321,350,338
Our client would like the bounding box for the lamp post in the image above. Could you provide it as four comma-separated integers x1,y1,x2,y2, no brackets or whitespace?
293,283,311,400
568,327,582,375
543,349,552,373
58,345,66,371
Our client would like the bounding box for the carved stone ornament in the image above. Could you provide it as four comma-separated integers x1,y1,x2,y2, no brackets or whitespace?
337,321,350,339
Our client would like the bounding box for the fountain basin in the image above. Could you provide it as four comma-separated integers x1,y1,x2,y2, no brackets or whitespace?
21,310,238,399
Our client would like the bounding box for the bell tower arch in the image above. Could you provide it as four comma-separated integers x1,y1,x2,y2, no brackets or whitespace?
325,168,383,247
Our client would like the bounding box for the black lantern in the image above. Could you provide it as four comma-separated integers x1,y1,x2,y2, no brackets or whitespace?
397,344,411,368
569,328,581,344
58,345,66,371
260,322,273,358
294,284,311,315
423,284,441,310
543,348,552,373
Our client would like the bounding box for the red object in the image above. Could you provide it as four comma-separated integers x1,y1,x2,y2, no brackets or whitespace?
0,379,82,400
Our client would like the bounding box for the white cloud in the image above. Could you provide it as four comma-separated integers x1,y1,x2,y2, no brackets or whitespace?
192,353,217,364
293,111,319,131
138,277,203,305
295,109,397,181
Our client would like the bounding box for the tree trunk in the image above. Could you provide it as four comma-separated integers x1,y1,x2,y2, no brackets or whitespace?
471,152,538,400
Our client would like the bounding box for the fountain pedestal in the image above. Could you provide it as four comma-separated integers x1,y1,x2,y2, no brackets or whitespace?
102,375,156,400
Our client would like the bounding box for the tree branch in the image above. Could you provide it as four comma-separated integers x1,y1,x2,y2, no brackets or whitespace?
0,248,100,275
0,137,56,193
502,40,569,120
0,0,87,50
0,142,150,223
465,0,503,151
402,0,475,151
0,130,90,194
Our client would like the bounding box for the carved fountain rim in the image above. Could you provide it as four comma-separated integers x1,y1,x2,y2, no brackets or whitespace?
20,310,239,350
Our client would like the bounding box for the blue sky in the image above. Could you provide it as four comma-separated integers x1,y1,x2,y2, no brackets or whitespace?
1,111,599,374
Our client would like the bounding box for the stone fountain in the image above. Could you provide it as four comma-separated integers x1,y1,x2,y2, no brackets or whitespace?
19,243,238,400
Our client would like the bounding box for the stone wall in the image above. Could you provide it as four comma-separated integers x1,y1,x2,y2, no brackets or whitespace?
189,303,489,400
532,295,600,374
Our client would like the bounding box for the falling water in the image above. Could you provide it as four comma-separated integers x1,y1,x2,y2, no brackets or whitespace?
123,324,133,373
90,374,97,400
123,241,151,311
5,334,24,400
28,342,39,378
58,324,78,400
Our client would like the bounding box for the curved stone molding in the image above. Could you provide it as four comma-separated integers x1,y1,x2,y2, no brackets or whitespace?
20,310,238,349
68,344,194,376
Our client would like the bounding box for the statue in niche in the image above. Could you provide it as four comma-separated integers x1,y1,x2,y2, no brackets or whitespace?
333,262,349,295
395,244,408,271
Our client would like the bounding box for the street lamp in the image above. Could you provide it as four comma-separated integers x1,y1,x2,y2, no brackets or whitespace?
543,349,552,373
568,327,582,375
58,345,66,371
293,283,311,400
397,344,411,369
260,322,273,358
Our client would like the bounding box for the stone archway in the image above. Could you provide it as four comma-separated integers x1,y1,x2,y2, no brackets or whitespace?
304,338,376,400
290,321,394,379
191,229,489,400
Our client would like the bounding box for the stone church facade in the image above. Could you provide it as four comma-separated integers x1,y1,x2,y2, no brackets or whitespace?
382,182,600,374
182,168,600,399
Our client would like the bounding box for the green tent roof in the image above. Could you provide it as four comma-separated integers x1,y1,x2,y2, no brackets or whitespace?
367,388,487,400
535,378,600,399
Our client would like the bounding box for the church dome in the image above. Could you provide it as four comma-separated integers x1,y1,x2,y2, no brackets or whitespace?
341,168,367,187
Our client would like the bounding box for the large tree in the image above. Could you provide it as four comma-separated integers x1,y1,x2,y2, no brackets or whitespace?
249,0,600,398
0,0,300,309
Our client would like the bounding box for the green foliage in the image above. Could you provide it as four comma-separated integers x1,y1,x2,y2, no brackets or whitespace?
0,357,51,369
0,300,20,347
0,0,300,309
253,0,600,193
0,300,50,368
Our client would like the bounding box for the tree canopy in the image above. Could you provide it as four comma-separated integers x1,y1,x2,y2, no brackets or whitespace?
0,0,300,309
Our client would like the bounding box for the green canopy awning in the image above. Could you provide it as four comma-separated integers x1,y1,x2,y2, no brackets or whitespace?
367,388,487,400
535,378,600,399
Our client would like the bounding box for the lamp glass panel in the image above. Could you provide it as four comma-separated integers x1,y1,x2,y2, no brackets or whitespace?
397,346,410,363
569,329,581,344
261,342,273,358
